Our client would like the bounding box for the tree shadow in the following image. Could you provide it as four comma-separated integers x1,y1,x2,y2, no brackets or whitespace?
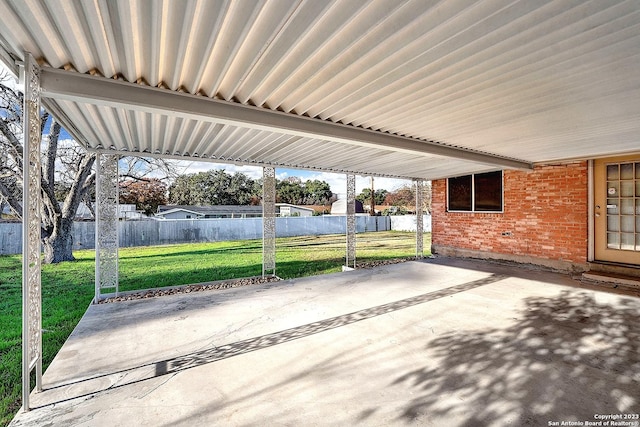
389,290,640,425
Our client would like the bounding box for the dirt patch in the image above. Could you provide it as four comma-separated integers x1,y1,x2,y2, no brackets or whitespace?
98,276,281,303
99,257,421,303
356,257,419,269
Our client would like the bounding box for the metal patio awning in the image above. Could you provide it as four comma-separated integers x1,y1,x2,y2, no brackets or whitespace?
1,0,639,179
5,1,640,415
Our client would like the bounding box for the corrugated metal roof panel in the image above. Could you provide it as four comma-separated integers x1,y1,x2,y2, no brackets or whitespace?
1,0,639,179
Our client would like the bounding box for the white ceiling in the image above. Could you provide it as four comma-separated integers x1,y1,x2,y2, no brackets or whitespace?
1,0,639,179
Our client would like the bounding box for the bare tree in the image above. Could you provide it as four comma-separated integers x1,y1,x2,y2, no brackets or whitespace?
0,75,174,263
1,75,97,262
42,121,96,263
383,182,431,214
0,74,24,217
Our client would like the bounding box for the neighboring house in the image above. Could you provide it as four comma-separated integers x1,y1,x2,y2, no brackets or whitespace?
75,203,144,220
276,203,314,217
156,205,263,219
431,156,640,274
156,204,316,219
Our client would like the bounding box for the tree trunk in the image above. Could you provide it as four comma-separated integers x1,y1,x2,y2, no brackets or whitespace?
43,217,75,263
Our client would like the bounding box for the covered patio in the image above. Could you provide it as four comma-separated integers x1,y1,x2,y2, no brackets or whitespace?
9,258,640,426
2,0,640,423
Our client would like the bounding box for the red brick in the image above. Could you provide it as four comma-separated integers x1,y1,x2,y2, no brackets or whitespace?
431,162,588,264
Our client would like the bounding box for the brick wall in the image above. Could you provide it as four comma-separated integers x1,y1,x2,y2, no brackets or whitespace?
431,162,588,267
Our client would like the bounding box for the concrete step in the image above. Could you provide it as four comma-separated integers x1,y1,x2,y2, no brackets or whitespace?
581,271,640,290
587,262,640,278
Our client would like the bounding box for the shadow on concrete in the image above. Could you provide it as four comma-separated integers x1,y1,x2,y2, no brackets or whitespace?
425,256,579,285
384,290,640,425
37,274,504,408
156,274,505,376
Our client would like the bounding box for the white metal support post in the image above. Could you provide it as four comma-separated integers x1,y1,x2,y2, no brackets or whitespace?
415,179,424,259
95,153,119,302
346,174,356,268
21,52,42,412
262,167,276,276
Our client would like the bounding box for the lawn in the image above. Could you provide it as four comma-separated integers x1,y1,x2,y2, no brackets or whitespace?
0,231,429,426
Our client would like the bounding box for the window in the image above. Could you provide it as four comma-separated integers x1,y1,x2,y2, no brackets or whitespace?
447,171,503,212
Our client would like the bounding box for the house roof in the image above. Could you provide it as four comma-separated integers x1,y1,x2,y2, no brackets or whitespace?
275,203,315,212
157,205,263,216
155,207,205,217
1,1,639,180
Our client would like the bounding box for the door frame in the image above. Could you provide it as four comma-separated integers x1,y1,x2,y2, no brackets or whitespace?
592,154,640,266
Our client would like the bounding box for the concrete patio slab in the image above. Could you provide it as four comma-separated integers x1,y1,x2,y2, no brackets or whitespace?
10,258,640,426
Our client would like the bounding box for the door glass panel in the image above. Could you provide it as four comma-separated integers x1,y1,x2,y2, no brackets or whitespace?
621,181,634,197
607,216,619,232
607,199,618,214
637,234,640,251
621,233,635,250
620,163,634,180
607,182,619,196
607,165,619,180
621,199,634,215
636,163,640,179
621,215,634,233
607,232,619,249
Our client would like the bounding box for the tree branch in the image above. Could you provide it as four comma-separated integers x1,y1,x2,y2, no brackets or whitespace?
0,118,23,173
0,179,22,217
44,118,60,189
61,152,96,220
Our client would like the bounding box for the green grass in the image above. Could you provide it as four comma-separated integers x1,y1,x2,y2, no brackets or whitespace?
0,231,430,426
